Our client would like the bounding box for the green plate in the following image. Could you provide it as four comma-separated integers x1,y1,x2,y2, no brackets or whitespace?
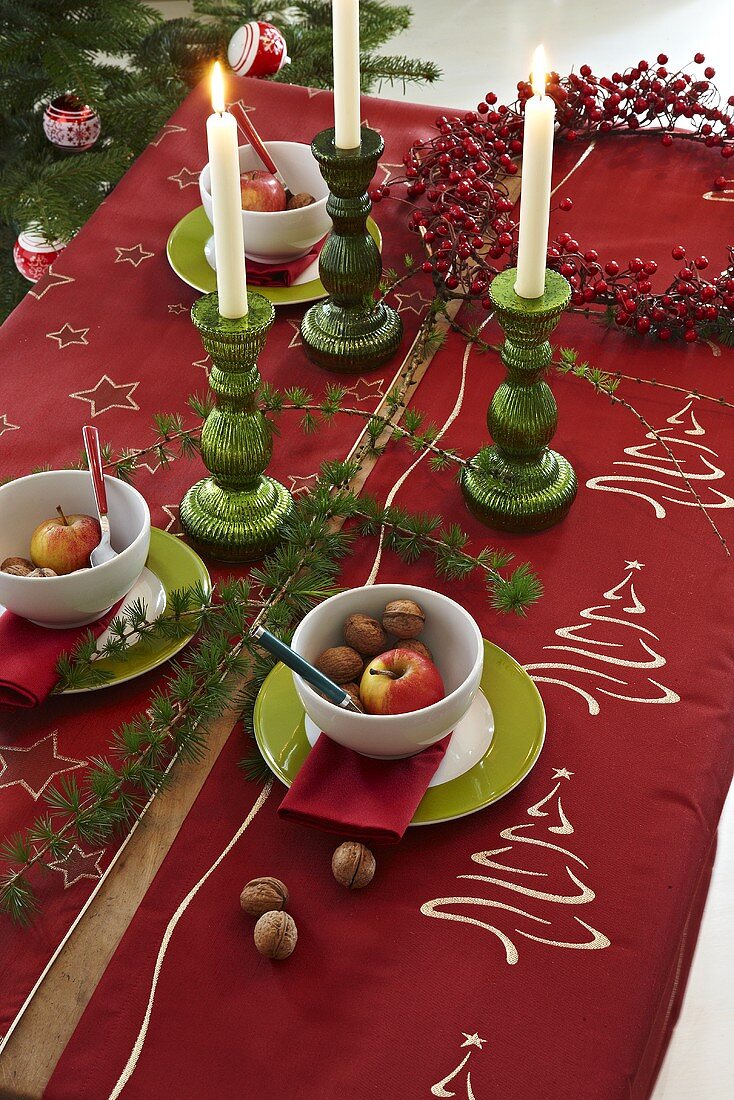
64,527,211,694
254,640,546,826
167,206,382,307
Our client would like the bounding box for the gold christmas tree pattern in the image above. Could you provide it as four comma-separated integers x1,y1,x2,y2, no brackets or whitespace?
420,769,610,966
523,560,680,715
587,394,734,516
703,177,734,201
430,1032,486,1099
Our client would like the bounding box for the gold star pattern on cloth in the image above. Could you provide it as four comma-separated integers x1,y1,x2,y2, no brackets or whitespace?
115,244,154,267
552,768,574,781
288,473,318,495
394,290,431,316
168,303,189,315
49,845,105,888
286,319,303,348
360,119,383,136
0,413,20,438
344,378,386,405
460,1033,487,1050
150,123,186,147
168,167,200,190
161,505,182,535
29,269,75,300
70,375,140,418
376,162,403,185
625,560,645,571
46,323,89,349
227,99,256,115
192,356,211,373
0,732,86,801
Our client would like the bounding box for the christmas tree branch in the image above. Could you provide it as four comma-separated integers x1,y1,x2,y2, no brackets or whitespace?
0,584,255,923
556,350,732,558
53,582,216,692
606,372,734,413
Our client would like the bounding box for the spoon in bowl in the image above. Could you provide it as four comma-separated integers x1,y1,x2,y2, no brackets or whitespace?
228,103,294,203
83,424,116,566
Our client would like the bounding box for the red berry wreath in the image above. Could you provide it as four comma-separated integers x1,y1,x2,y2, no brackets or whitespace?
378,55,734,344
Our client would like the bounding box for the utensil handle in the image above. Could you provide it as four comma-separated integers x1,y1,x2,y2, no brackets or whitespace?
229,105,286,187
83,424,108,516
252,626,353,708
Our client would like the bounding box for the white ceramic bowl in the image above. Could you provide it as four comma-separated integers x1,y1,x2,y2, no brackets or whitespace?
0,470,150,628
291,584,484,759
199,141,331,263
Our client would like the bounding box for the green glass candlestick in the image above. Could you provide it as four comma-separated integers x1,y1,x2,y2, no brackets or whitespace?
300,126,403,374
460,268,577,533
180,291,293,562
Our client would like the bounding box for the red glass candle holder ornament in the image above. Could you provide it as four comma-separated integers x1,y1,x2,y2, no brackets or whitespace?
13,230,66,283
227,21,290,78
43,95,101,152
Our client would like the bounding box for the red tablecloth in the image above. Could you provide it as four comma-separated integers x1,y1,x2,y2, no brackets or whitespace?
0,78,733,1100
0,77,438,1046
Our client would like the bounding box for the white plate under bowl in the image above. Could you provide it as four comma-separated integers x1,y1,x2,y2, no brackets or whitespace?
305,688,494,787
63,566,166,694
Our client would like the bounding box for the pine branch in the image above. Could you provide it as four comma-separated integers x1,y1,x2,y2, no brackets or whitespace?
555,349,731,558
0,605,255,922
605,372,734,414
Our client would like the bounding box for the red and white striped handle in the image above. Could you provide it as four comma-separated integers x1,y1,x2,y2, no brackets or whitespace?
228,103,288,190
83,424,108,517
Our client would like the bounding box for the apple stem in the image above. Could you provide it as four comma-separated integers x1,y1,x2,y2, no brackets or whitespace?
369,668,399,680
56,505,69,526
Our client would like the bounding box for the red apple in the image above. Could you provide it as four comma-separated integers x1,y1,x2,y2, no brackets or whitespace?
359,648,445,715
30,505,100,575
240,170,286,212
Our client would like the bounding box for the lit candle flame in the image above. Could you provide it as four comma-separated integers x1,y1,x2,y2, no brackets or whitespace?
531,45,547,98
211,61,225,114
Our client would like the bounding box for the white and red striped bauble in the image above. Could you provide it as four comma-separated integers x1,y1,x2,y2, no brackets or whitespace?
42,94,101,152
13,230,66,283
227,22,290,79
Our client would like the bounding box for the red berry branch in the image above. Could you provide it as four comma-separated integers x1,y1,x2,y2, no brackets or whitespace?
377,55,734,344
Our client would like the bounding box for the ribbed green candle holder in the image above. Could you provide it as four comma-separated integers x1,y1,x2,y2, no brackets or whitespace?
300,126,403,374
460,268,577,533
180,291,293,562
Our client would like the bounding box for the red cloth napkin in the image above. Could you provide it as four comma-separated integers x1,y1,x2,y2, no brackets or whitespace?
246,237,325,287
0,602,121,709
278,731,450,844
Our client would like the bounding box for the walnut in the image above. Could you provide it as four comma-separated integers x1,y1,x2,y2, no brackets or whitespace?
286,191,316,209
315,646,363,684
343,613,388,657
342,683,364,712
240,876,289,918
254,910,297,959
332,841,376,889
1,556,33,576
398,639,433,662
26,567,57,578
382,599,426,639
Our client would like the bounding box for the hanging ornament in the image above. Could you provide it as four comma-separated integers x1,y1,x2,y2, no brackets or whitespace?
42,94,101,152
227,22,290,79
13,229,67,283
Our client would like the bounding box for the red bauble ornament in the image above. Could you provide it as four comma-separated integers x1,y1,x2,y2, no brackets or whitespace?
43,94,101,152
13,230,66,283
227,22,290,78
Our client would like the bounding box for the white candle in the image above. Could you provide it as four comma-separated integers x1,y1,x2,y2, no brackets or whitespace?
332,0,361,149
515,45,555,300
206,62,248,318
